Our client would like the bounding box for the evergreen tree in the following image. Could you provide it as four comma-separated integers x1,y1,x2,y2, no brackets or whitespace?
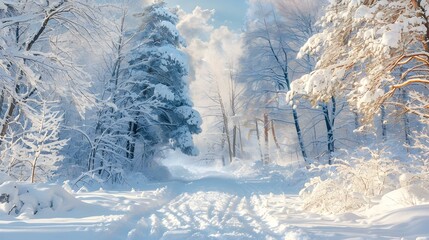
125,1,202,166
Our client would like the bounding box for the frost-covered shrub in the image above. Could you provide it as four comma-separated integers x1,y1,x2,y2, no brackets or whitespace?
0,182,81,218
300,151,403,214
0,102,67,183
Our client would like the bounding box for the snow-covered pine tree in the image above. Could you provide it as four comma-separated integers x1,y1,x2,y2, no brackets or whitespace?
124,1,202,167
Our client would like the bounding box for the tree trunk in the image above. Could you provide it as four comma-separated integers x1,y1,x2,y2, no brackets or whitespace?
0,89,4,115
263,113,270,164
221,125,227,166
354,111,360,130
31,163,36,183
223,115,233,164
218,90,233,163
31,148,42,183
229,69,238,158
126,121,137,160
271,120,281,150
0,97,17,146
88,147,96,171
292,108,308,162
403,112,411,150
255,119,264,162
380,104,387,142
111,12,126,104
232,125,237,158
238,124,244,154
322,103,334,164
400,89,411,151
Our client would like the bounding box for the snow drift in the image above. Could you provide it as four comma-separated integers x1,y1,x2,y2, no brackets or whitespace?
0,181,82,218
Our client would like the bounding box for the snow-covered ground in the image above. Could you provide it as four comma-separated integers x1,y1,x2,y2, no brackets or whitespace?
0,159,428,240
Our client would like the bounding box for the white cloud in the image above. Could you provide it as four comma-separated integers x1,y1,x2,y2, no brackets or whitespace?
177,7,215,41
177,5,243,91
177,6,244,152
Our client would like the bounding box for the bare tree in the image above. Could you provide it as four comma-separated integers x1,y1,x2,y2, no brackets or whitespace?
239,7,310,163
204,68,245,165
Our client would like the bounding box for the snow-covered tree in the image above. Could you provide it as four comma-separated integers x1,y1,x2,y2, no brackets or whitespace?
26,102,68,183
84,7,132,182
238,4,308,163
288,0,429,122
0,101,67,182
205,69,245,166
238,0,352,164
124,1,202,167
282,0,429,219
0,1,99,180
0,0,96,130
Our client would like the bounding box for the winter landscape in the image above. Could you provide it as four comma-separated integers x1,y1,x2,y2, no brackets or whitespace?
0,0,429,239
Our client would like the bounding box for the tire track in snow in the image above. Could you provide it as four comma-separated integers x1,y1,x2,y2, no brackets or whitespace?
127,190,296,239
124,176,311,239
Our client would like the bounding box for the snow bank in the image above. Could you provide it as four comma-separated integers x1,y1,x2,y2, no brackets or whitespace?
369,204,429,238
0,181,83,218
367,184,429,217
299,150,429,215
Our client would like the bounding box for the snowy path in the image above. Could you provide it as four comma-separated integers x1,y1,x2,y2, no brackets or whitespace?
127,188,426,240
0,177,428,240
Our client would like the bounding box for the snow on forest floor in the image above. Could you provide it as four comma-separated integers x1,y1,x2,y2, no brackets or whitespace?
0,160,428,240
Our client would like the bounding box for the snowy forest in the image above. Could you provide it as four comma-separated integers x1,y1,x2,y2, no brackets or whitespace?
0,0,428,239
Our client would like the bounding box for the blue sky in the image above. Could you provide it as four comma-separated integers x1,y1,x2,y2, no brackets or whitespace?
165,0,248,29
